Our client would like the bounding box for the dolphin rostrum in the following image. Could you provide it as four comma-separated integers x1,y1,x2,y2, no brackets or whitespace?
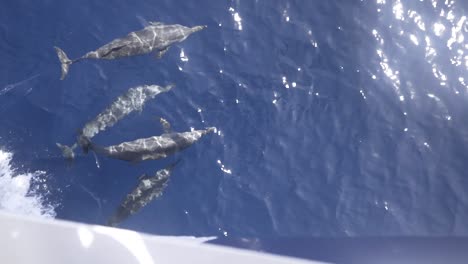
57,84,174,159
54,22,207,80
89,127,216,163
107,161,179,227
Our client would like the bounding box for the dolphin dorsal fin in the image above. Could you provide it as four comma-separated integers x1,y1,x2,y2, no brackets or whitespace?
149,21,164,26
159,117,172,133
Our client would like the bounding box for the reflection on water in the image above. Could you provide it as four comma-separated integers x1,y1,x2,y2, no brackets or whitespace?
375,0,466,93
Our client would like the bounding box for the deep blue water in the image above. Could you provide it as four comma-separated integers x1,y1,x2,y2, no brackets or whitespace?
1,0,468,240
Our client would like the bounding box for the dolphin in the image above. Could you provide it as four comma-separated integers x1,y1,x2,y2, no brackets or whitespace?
107,161,179,227
57,84,174,159
88,127,216,163
54,22,207,80
77,84,174,153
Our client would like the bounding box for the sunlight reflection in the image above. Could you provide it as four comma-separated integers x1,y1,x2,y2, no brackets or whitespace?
229,7,243,31
359,89,367,100
78,226,94,249
217,159,232,175
307,30,318,47
282,9,290,22
282,76,290,89
433,22,446,36
427,93,441,102
392,0,404,21
447,16,466,50
272,91,279,104
376,0,467,94
425,36,437,61
409,34,419,45
408,10,426,31
374,33,402,99
179,49,189,62
432,67,448,84
372,29,384,45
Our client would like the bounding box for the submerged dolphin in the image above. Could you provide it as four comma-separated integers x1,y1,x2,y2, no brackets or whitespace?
54,22,207,80
107,161,178,227
57,84,174,158
88,127,216,163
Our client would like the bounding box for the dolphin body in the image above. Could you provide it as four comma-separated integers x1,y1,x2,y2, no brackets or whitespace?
89,127,216,163
57,84,174,159
107,161,178,227
54,22,207,80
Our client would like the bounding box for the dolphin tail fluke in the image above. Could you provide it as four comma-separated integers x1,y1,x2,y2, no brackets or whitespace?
54,46,72,80
56,142,77,160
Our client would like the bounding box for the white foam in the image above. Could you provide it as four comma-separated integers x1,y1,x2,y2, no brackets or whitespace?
0,149,56,219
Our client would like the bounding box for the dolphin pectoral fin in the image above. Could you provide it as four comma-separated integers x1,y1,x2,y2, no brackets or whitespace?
155,47,170,59
159,117,172,133
149,21,163,26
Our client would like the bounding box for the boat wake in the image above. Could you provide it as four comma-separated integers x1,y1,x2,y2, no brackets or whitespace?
0,148,56,219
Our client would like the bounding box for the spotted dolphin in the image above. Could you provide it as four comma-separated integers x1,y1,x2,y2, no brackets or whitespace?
107,161,179,227
57,84,174,159
88,127,216,163
54,22,207,80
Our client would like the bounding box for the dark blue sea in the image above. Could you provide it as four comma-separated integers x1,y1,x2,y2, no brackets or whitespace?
1,0,468,257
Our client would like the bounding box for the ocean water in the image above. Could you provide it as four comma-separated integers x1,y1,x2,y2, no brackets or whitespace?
0,0,467,242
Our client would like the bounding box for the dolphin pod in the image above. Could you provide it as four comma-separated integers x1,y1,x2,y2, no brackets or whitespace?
56,84,174,158
56,20,214,226
55,22,206,80
107,161,179,227
77,84,174,153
